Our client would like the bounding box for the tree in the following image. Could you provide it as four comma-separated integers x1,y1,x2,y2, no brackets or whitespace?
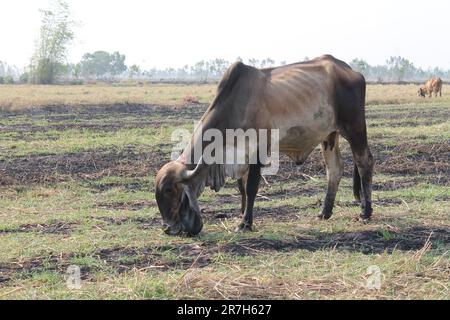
210,58,229,78
247,58,260,67
350,58,370,78
260,58,275,68
79,51,127,78
176,65,189,79
129,64,141,79
191,60,209,82
20,73,30,84
0,61,20,80
369,65,389,82
30,0,75,84
386,56,414,82
3,75,14,84
80,51,110,78
0,61,5,76
110,51,127,76
71,63,82,79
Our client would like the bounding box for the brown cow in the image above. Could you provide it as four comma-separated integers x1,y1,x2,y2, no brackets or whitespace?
155,55,374,236
418,77,442,98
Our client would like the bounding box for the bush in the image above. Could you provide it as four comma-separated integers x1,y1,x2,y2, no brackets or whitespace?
20,73,30,84
70,79,84,85
182,95,200,104
0,76,4,84
4,75,14,84
32,58,55,84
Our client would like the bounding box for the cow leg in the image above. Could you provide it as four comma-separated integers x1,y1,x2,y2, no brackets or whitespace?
348,137,374,221
237,178,246,215
235,164,261,232
317,132,344,220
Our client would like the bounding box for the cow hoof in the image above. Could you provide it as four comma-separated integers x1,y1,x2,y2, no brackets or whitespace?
316,213,331,220
358,215,372,223
235,223,253,233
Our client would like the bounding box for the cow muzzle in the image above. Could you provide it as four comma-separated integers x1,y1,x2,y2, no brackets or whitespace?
162,213,203,236
162,190,203,237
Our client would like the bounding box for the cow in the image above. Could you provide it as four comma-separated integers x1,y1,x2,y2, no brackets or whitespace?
418,77,442,98
155,55,374,236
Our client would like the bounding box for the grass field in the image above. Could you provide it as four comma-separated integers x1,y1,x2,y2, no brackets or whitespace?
1,83,450,110
0,84,449,299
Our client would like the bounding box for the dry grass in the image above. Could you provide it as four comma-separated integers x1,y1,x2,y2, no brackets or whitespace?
178,251,450,299
0,84,217,111
366,84,450,105
1,84,449,111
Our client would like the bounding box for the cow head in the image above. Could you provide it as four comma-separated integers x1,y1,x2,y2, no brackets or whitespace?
155,160,205,236
418,87,426,97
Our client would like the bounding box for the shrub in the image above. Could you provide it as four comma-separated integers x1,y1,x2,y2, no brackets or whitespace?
4,75,14,84
182,95,200,104
70,79,84,85
20,73,30,84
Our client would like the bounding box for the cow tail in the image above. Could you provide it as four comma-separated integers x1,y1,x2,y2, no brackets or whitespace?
353,163,362,202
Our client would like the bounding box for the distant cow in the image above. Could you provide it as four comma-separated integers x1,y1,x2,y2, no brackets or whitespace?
418,77,442,98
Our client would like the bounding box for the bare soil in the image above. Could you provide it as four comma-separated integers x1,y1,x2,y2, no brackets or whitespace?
221,226,450,256
0,147,165,185
0,221,77,235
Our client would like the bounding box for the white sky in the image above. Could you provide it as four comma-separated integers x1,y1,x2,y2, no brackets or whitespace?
1,0,450,70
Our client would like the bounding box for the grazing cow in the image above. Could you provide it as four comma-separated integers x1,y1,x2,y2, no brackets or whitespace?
155,55,374,236
418,77,443,98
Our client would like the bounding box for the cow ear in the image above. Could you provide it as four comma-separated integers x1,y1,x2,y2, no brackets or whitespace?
182,184,200,213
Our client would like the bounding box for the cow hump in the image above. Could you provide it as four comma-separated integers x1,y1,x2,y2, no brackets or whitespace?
217,61,247,97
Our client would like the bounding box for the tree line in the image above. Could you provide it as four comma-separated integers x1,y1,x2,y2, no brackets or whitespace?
349,57,450,82
4,54,449,84
1,0,449,84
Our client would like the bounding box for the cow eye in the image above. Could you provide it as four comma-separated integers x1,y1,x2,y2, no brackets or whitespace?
164,187,174,194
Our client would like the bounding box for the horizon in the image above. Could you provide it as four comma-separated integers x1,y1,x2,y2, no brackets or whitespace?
1,0,450,70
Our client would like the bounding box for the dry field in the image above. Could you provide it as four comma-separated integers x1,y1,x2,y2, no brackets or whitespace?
1,83,449,110
0,83,449,299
